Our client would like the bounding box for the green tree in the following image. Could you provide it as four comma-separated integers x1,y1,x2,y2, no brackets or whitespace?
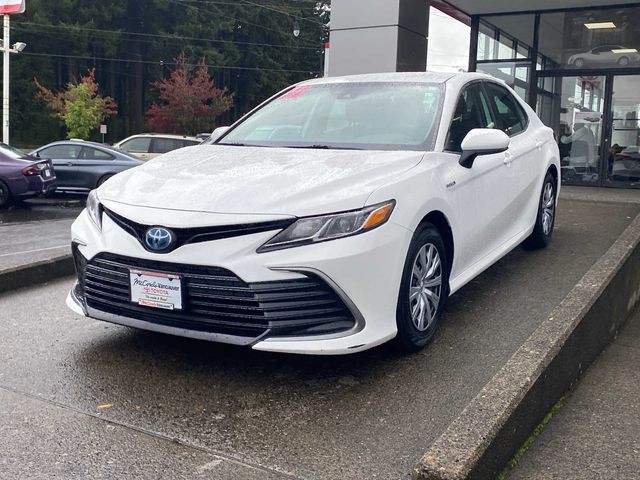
35,68,117,139
8,0,330,145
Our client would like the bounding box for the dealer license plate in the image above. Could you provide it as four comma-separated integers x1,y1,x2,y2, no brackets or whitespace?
42,168,51,178
129,269,182,310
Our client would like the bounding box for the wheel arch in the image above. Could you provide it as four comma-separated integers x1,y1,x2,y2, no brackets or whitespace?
548,164,558,184
417,210,454,280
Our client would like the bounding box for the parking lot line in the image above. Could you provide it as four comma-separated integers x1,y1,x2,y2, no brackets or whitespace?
0,244,69,258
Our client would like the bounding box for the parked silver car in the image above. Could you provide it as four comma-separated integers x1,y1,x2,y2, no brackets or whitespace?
113,134,202,161
568,45,640,68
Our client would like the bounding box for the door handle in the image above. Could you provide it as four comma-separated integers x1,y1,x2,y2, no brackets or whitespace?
503,154,513,166
535,141,543,149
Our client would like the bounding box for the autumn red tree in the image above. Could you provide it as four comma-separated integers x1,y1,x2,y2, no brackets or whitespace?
147,53,234,135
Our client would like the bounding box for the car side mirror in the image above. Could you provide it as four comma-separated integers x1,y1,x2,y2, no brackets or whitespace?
459,129,510,169
210,126,230,142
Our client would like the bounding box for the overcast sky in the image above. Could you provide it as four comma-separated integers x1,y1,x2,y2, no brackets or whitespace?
427,7,471,72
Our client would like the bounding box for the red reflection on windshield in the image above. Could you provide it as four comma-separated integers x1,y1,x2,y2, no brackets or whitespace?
280,85,312,100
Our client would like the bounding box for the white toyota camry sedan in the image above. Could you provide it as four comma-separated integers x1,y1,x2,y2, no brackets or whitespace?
67,72,560,355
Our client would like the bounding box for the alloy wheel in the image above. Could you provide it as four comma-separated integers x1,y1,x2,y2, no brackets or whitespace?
542,182,555,236
409,243,442,331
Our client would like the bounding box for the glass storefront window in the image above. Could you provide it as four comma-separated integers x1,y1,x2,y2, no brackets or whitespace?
607,75,640,187
477,15,534,61
476,62,530,102
539,8,640,70
537,76,607,185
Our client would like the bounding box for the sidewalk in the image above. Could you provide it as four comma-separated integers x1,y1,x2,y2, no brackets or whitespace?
509,308,640,480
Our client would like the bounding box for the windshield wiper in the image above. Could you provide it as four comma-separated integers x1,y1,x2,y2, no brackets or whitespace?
283,145,363,150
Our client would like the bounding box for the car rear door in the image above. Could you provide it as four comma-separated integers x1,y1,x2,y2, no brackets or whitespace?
37,144,83,189
76,147,115,189
150,138,182,158
443,82,517,272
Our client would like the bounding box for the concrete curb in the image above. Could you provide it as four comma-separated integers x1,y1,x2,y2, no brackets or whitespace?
0,254,74,294
413,212,640,480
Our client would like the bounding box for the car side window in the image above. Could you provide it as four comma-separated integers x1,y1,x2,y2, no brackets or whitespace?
39,145,83,159
151,138,180,154
80,147,114,160
446,84,495,152
120,137,151,154
485,83,528,137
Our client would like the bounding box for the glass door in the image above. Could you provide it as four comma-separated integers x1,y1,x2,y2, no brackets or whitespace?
605,75,640,188
537,75,607,186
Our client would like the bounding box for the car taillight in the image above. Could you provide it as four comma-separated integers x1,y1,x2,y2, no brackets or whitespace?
21,166,40,175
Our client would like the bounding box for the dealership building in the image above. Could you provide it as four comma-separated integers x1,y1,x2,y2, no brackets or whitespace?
329,1,640,189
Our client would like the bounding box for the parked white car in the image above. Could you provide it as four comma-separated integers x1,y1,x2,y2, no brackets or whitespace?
568,45,640,68
113,133,201,161
67,72,560,355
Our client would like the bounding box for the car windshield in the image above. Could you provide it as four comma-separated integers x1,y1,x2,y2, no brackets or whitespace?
219,82,443,151
0,142,26,159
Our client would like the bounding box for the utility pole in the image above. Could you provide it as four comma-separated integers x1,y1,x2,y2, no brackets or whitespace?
0,1,27,145
3,14,10,144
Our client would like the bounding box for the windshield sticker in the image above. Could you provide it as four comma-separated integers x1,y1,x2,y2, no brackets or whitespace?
280,85,312,100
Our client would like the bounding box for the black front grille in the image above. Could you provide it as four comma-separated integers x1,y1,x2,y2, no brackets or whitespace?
103,207,294,253
74,251,355,340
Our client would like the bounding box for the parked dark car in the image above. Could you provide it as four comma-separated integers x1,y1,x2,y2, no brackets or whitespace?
31,140,143,192
0,142,56,208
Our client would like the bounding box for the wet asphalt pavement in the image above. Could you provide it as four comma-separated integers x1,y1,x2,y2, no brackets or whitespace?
0,198,638,479
0,197,83,270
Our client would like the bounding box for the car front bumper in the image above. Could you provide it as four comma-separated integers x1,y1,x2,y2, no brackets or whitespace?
68,208,413,355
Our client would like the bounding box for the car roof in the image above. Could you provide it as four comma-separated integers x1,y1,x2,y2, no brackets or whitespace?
298,71,496,86
118,133,201,141
39,140,115,149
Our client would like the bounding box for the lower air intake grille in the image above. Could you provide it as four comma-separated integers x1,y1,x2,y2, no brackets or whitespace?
75,251,356,340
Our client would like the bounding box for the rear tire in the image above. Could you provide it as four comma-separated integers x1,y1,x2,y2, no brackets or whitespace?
97,174,113,187
523,172,557,249
395,223,449,352
0,180,12,208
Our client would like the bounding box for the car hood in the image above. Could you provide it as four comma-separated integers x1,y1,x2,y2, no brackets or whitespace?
99,145,425,217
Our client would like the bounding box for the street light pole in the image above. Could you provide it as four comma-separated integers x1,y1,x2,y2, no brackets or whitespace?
3,14,9,144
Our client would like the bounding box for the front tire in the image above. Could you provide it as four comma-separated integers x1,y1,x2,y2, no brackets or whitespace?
524,172,557,249
395,223,449,352
618,56,630,67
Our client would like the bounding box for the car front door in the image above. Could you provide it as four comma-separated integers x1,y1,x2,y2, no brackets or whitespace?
443,82,516,273
119,137,152,161
37,144,83,189
484,82,541,236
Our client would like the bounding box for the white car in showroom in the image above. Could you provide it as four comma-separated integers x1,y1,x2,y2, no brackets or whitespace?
67,72,560,355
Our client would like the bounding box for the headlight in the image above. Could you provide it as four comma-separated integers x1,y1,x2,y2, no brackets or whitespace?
86,189,103,230
257,200,395,253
